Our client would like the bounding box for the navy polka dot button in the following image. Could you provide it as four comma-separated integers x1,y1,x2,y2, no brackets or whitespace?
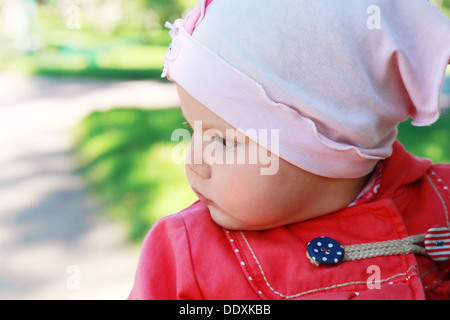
307,236,344,266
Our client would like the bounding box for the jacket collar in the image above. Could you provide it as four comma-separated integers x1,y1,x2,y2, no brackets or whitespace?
377,140,432,200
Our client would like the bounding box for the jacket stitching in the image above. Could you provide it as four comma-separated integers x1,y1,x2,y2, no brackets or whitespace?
426,171,449,228
239,231,418,299
224,230,269,299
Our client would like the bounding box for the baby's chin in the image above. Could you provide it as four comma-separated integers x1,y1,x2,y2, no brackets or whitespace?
207,205,283,231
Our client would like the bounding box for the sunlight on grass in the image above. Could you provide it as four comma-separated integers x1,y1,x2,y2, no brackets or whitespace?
73,107,196,242
96,45,167,70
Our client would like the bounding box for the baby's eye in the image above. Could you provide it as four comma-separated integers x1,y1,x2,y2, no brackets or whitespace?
214,134,237,150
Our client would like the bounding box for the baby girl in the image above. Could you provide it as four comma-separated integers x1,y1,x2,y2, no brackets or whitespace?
129,0,450,300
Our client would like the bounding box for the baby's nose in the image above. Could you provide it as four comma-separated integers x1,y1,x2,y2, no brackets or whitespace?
186,139,211,179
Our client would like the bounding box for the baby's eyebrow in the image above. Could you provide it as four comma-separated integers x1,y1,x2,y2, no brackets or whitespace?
182,116,229,132
181,118,248,143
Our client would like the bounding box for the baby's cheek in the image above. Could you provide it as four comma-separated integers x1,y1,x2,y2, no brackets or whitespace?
223,179,249,204
225,174,269,209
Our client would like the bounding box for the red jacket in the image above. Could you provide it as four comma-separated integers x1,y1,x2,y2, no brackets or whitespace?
128,141,450,300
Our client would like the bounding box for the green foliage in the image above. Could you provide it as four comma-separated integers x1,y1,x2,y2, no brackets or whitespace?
0,1,179,79
397,109,450,163
146,0,185,26
439,0,450,15
73,107,196,242
0,42,170,79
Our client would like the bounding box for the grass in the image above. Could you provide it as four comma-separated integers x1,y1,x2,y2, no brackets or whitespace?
0,40,170,80
0,2,173,80
397,108,450,163
73,107,196,242
73,106,450,243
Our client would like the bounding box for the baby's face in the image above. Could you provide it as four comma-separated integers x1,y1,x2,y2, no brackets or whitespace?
176,84,365,230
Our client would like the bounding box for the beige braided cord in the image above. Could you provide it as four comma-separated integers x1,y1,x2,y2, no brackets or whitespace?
343,234,427,262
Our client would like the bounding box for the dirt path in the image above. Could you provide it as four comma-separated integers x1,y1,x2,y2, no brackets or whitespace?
0,72,178,299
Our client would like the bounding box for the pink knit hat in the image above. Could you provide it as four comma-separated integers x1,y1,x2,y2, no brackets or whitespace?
162,0,450,178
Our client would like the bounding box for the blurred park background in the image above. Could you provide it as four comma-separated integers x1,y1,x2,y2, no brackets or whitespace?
0,0,449,300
